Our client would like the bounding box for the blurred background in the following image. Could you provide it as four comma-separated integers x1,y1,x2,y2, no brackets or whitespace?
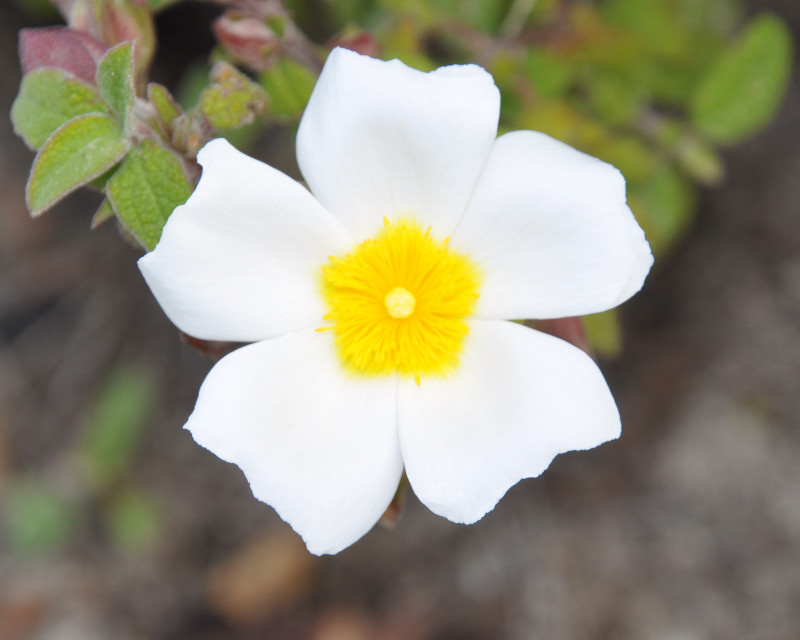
1,0,799,638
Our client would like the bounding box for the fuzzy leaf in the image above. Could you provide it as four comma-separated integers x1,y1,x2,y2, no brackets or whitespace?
147,82,181,129
97,41,135,122
19,27,107,85
11,68,110,149
199,62,269,130
691,14,792,144
107,139,193,250
27,113,128,216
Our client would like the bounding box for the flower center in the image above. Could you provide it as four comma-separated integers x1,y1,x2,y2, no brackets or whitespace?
320,218,480,382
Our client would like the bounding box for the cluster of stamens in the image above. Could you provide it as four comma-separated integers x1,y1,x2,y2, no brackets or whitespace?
320,218,480,382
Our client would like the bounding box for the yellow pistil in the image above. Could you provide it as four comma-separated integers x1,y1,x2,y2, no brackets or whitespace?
384,286,415,318
320,218,480,381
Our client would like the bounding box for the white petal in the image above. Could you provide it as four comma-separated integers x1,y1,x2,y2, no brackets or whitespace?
297,47,500,240
138,139,353,342
185,330,403,555
398,320,620,524
451,131,653,319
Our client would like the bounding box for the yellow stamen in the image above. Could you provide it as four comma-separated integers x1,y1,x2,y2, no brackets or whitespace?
320,218,480,380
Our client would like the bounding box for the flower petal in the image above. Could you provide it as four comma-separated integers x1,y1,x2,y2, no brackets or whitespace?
398,319,620,524
185,330,403,555
297,47,500,240
138,138,353,342
451,131,653,319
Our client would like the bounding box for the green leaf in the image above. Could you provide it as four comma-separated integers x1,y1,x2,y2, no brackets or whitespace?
583,309,623,358
199,62,269,130
690,14,792,145
630,164,696,255
11,68,110,149
80,366,155,490
27,113,128,216
91,198,116,229
107,139,193,250
147,82,181,129
4,479,77,555
97,41,135,123
259,58,316,119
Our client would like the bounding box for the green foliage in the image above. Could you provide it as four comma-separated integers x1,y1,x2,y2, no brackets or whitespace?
147,0,183,11
377,0,512,34
107,140,193,250
148,82,182,129
11,68,110,149
523,49,575,99
583,309,623,358
80,366,155,490
97,42,135,124
27,113,128,215
630,165,696,255
260,58,317,119
4,479,76,555
199,62,270,130
690,14,792,145
91,197,116,228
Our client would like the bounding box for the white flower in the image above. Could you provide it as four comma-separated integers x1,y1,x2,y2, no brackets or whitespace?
138,47,653,555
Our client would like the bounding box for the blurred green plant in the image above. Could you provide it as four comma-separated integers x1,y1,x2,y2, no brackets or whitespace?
3,365,163,556
10,0,793,356
4,478,77,555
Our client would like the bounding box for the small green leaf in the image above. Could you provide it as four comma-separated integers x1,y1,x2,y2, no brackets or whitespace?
630,164,696,255
107,139,193,250
97,42,135,123
27,113,128,216
199,62,269,130
583,309,623,358
91,198,116,229
147,82,181,129
11,68,110,149
674,134,725,186
259,58,316,119
81,366,155,490
690,14,792,144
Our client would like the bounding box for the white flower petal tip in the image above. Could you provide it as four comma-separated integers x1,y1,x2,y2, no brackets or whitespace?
297,46,501,239
398,320,620,525
184,331,403,555
452,130,653,320
137,138,352,343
